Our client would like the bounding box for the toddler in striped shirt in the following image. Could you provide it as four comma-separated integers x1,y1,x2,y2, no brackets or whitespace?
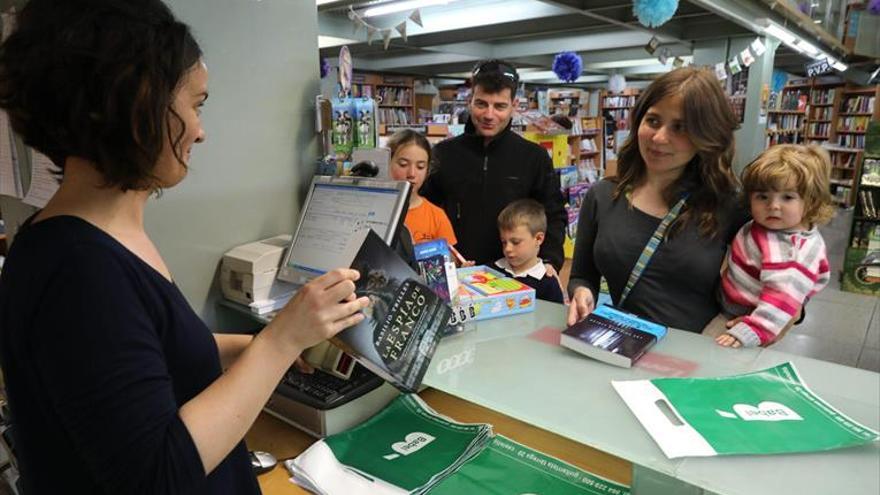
715,144,834,348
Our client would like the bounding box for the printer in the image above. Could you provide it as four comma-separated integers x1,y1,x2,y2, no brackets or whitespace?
220,234,292,306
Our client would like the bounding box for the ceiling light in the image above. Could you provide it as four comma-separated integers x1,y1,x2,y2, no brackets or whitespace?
762,21,797,45
363,0,453,18
795,39,819,56
830,60,848,71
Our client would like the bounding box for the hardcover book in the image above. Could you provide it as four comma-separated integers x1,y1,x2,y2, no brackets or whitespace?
560,305,667,368
334,230,452,393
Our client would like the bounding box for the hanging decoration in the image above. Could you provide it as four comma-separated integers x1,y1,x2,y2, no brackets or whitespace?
608,74,627,93
714,62,727,80
320,57,330,79
657,47,671,65
740,47,755,67
868,0,880,15
644,35,660,55
552,51,583,83
632,0,679,28
395,21,408,43
672,56,684,68
750,38,767,57
347,7,423,50
728,57,742,75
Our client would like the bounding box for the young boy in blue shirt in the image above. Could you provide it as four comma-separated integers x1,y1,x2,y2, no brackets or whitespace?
492,199,566,304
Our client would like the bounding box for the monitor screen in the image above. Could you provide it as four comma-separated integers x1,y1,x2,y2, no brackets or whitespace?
277,177,409,285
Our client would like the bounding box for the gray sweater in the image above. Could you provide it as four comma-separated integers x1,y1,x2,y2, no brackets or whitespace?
568,179,748,333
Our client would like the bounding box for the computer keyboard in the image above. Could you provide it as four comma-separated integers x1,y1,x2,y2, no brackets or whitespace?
276,363,384,410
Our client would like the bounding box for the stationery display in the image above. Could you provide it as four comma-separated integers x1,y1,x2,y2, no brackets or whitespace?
334,230,451,393
561,304,667,368
613,362,879,458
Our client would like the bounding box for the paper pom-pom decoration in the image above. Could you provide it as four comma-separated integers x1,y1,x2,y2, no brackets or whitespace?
320,57,331,79
869,0,880,15
632,0,679,28
552,51,583,83
608,74,627,94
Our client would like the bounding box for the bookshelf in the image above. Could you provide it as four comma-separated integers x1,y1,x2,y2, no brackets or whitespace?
351,72,415,128
824,85,879,208
842,121,880,295
804,82,841,145
548,89,587,118
765,82,809,146
599,89,640,178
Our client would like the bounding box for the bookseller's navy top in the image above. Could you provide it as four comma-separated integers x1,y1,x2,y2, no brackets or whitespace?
568,180,749,333
0,216,259,495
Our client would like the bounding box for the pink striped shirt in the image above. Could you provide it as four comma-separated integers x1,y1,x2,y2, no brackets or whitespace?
720,221,830,347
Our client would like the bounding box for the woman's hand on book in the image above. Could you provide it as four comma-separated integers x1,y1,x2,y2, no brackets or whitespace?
268,269,370,357
567,286,595,326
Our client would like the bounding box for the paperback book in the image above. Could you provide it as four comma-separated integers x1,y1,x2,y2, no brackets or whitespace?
334,230,452,393
560,305,667,368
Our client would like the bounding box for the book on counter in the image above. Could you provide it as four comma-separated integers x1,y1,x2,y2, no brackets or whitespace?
333,229,452,393
560,304,667,368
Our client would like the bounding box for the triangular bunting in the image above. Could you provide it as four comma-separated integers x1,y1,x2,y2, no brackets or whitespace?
396,21,407,43
366,26,377,45
409,8,423,27
382,28,392,50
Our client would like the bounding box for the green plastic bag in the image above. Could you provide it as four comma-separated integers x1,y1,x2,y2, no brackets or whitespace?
614,362,879,458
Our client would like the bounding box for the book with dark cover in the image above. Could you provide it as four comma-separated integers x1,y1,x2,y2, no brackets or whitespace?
560,305,667,368
335,230,452,392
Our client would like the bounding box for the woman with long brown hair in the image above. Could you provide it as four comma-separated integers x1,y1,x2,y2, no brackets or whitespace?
566,67,748,332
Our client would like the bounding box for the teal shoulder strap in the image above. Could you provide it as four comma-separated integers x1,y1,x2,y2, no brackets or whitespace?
619,195,689,306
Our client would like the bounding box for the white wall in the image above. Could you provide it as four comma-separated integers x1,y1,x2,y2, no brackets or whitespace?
152,0,321,329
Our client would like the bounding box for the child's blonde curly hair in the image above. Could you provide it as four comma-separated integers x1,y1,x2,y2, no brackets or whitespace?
741,144,836,226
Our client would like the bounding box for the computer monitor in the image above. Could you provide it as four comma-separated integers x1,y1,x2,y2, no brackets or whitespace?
277,175,410,285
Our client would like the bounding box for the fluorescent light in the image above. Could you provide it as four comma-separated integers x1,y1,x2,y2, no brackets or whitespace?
830,60,848,71
585,56,693,69
795,39,819,56
763,22,797,45
318,35,357,48
363,0,453,18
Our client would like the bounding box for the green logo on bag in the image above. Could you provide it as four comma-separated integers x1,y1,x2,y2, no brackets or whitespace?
715,401,803,421
382,432,436,460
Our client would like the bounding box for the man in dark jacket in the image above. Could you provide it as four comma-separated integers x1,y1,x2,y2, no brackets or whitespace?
422,59,566,270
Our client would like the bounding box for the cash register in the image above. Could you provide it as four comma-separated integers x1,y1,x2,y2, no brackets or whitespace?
221,175,411,437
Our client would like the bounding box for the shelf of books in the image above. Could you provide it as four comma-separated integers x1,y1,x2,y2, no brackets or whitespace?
824,84,879,208
842,121,880,296
351,72,415,129
765,81,809,146
805,81,841,145
557,115,605,258
600,89,640,178
548,89,587,118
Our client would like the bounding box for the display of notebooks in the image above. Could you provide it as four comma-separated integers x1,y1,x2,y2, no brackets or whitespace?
331,97,355,159
335,230,452,393
560,305,667,368
354,97,377,148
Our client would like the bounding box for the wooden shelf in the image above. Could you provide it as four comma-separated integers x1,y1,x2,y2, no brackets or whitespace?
843,88,877,94
806,135,830,139
784,83,811,89
836,130,866,134
809,103,833,106
766,128,803,134
839,112,873,116
769,109,806,114
602,106,632,110
823,146,862,153
809,119,832,123
830,179,854,186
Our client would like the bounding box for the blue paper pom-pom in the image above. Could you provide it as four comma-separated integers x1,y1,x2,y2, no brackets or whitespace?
633,0,679,28
552,51,583,83
320,57,331,79
869,0,880,16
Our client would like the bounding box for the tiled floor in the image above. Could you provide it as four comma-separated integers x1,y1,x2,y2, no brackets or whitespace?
559,207,880,372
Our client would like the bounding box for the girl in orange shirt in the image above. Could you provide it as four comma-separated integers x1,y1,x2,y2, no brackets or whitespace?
387,130,459,249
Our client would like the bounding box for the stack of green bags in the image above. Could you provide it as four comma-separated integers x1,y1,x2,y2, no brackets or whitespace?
285,394,630,495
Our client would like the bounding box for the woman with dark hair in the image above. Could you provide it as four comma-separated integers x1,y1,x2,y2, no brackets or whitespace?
0,1,368,493
567,67,748,333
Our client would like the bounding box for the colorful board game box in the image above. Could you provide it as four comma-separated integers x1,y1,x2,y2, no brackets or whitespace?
450,265,536,323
